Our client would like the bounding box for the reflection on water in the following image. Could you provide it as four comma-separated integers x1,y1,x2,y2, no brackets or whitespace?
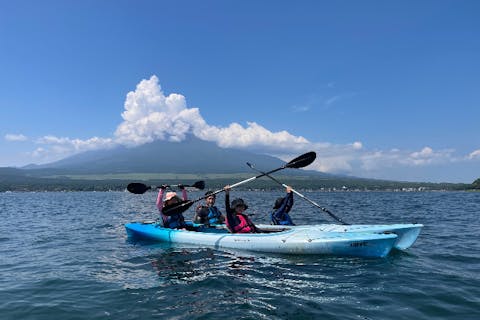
150,247,259,283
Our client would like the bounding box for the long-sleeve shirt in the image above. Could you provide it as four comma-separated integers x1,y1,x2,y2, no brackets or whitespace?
271,192,295,225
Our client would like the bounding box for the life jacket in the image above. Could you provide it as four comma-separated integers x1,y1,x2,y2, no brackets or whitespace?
163,213,186,229
195,206,222,224
270,212,294,225
227,213,255,233
206,206,222,224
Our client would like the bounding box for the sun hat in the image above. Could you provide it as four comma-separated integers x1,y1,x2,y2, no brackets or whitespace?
231,198,248,210
165,192,178,201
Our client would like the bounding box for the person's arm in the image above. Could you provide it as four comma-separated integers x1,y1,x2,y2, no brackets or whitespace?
224,186,233,214
195,206,209,220
274,192,290,216
195,204,203,215
193,205,202,223
224,186,236,232
156,187,166,213
178,184,188,201
285,190,294,213
216,207,226,223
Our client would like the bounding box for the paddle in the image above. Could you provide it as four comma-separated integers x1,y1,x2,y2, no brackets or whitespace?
162,151,317,215
127,180,206,194
246,162,349,225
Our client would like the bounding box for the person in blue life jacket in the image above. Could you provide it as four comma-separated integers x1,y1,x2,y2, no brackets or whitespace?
271,186,295,225
156,184,189,229
194,190,225,225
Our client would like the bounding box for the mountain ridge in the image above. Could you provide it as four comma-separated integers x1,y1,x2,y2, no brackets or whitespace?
19,136,333,177
1,138,473,191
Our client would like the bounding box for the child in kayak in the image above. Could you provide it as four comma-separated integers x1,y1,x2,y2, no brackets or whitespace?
224,185,260,233
194,190,225,225
271,186,295,225
156,185,188,229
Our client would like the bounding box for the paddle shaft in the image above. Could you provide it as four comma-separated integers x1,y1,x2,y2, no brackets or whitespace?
204,153,316,198
163,167,292,214
163,152,317,215
195,165,294,200
246,163,349,225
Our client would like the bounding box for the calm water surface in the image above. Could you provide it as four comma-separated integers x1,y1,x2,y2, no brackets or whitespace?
0,191,479,319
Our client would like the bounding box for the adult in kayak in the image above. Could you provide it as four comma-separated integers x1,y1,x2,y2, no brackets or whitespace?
194,190,225,225
224,185,260,233
271,186,295,226
156,185,189,229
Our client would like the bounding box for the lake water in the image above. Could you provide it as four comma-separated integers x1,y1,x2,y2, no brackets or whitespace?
0,190,479,319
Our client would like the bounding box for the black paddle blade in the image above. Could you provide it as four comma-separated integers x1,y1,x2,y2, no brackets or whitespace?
162,200,194,216
127,183,151,194
285,151,316,169
191,180,205,190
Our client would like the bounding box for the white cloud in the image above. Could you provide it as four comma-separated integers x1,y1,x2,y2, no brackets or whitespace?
357,147,458,176
351,141,363,150
406,147,456,166
14,75,478,181
324,95,340,106
114,75,310,152
469,149,480,159
36,135,114,151
25,75,312,163
29,135,115,163
5,134,28,141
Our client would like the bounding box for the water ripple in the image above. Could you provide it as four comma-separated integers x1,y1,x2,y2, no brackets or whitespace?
1,191,479,319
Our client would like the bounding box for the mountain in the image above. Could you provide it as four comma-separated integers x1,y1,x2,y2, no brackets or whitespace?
0,167,27,178
22,136,321,176
2,137,472,191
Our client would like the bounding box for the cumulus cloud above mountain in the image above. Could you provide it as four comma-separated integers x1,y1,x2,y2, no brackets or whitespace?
114,76,310,153
8,75,478,180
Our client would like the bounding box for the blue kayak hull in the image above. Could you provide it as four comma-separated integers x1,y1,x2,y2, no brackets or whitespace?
256,223,423,250
125,222,398,258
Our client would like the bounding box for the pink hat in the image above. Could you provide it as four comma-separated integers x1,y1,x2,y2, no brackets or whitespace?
165,192,178,201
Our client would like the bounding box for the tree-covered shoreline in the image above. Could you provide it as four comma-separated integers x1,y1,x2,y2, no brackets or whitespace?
0,174,475,192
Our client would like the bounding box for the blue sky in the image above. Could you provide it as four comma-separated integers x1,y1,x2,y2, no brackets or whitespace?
1,0,479,183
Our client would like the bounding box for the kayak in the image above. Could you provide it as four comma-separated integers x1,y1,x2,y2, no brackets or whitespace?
125,222,398,258
185,222,422,250
256,223,423,250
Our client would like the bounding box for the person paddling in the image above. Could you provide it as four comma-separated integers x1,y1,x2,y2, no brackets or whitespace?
194,190,225,225
271,186,295,225
224,185,260,233
156,185,188,229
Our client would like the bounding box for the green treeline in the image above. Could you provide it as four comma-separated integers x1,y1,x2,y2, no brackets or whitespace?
0,174,475,192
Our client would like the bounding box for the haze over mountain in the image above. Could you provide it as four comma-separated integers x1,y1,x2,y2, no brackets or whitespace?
21,136,325,176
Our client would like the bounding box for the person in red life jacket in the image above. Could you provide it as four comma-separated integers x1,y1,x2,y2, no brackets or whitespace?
194,190,225,225
271,186,295,225
156,184,188,229
223,185,260,233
